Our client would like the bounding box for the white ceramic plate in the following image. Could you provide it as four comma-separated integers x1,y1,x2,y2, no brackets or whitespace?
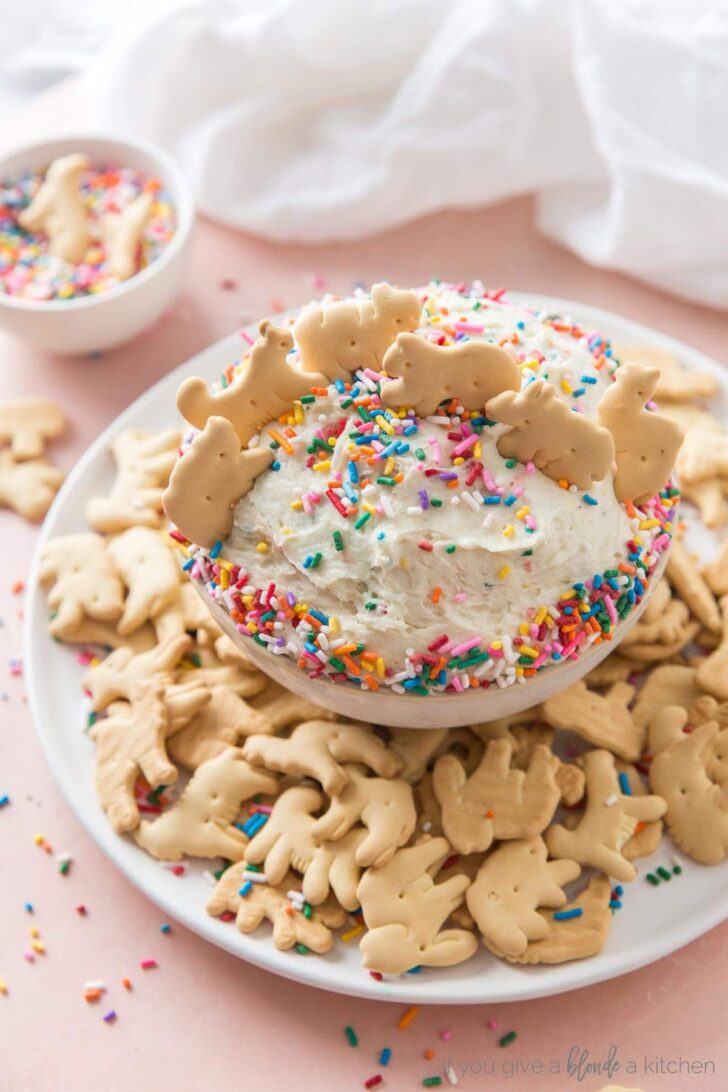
25,294,728,1004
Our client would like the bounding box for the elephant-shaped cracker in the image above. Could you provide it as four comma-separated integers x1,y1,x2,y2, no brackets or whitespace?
312,766,416,868
486,380,615,490
597,362,683,504
466,836,581,957
243,719,401,795
380,332,520,416
293,282,421,382
432,739,562,855
206,864,345,952
163,416,273,547
357,837,478,975
133,747,279,861
545,749,666,882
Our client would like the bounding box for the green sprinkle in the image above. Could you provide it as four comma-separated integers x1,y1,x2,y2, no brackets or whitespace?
188,651,201,667
415,447,426,461
333,530,344,551
303,902,312,919
430,498,443,507
656,866,672,882
344,1026,358,1047
269,438,280,450
357,406,371,423
296,944,309,955
309,552,323,569
354,512,371,530
499,1031,517,1047
672,864,682,875
340,396,353,408
328,656,346,672
646,873,660,886
376,476,396,487
365,602,377,611
59,860,70,875
445,544,456,553
300,394,316,404
423,1079,442,1088
505,459,516,469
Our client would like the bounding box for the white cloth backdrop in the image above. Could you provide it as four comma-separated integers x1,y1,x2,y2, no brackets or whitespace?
6,0,728,306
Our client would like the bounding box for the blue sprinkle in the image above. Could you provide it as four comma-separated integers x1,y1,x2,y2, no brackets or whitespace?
347,461,359,484
302,555,313,569
504,494,517,507
484,496,501,505
242,813,269,837
608,578,620,591
304,641,319,656
396,441,410,455
403,424,417,436
380,1047,392,1066
553,908,583,921
627,589,636,604
271,461,281,471
376,531,385,540
618,771,632,796
238,880,253,898
615,884,624,896
160,923,172,934
516,320,525,330
593,574,603,589
609,899,622,910
581,375,598,384
583,494,598,506
182,557,194,571
309,608,329,625
334,378,346,393
406,965,423,974
402,677,423,690
572,387,586,398
209,540,223,560
0,794,9,807
24,902,33,913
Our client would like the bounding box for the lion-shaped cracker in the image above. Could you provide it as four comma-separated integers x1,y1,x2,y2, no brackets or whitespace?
649,705,728,865
0,449,64,520
39,532,124,637
206,864,345,952
242,719,402,796
597,362,683,504
93,192,153,280
293,283,422,382
379,332,520,416
0,400,66,461
85,427,180,533
18,153,91,264
545,749,667,882
466,836,581,958
133,747,279,861
432,739,562,855
163,416,273,548
312,766,416,868
357,836,478,975
489,874,613,965
176,322,325,447
108,526,181,637
485,380,615,490
542,679,645,763
696,594,728,701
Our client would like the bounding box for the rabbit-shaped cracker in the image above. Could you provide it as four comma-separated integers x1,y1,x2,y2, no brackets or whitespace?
0,400,66,461
312,766,416,868
597,363,683,504
649,705,728,864
94,192,153,280
176,322,325,446
39,532,124,637
245,785,323,883
486,380,615,490
545,749,666,882
18,153,91,263
357,837,478,975
293,283,421,382
163,416,273,547
466,837,581,957
432,740,562,854
243,719,401,795
133,747,279,861
85,427,181,534
380,333,520,416
206,864,345,952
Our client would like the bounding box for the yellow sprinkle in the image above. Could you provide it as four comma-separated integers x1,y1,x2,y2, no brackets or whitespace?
561,588,577,599
327,437,336,447
375,415,395,436
639,519,660,530
474,442,481,458
256,542,269,554
220,569,230,590
516,506,529,520
341,924,365,943
384,457,395,477
31,941,45,955
498,566,511,580
313,460,331,472
430,315,441,324
520,358,539,370
560,378,573,395
376,657,385,678
34,834,44,846
329,617,340,635
453,456,464,465
294,403,304,424
0,978,7,995
290,500,304,511
246,623,258,634
518,622,530,635
520,646,539,659
363,503,375,514
502,524,515,538
535,606,547,625
360,660,374,673
29,927,39,938
491,640,503,651
515,665,524,676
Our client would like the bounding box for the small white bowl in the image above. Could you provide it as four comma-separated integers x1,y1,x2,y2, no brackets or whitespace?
0,133,194,354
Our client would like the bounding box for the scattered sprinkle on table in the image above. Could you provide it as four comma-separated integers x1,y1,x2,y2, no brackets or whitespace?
160,922,172,934
344,1025,358,1047
499,1031,517,1047
397,1004,419,1030
379,1047,391,1066
140,958,157,970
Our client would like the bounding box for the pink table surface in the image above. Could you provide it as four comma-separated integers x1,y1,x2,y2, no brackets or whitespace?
2,195,728,1092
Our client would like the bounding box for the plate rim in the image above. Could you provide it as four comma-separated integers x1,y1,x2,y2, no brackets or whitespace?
24,289,728,1004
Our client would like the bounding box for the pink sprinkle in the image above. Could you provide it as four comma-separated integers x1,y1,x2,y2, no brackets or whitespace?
454,321,484,334
240,330,255,345
451,676,464,692
652,533,670,552
440,1029,453,1041
603,595,618,624
250,804,273,815
449,637,481,658
482,468,497,492
487,1019,498,1030
140,959,157,970
453,593,468,603
533,652,549,668
452,434,478,457
525,461,536,473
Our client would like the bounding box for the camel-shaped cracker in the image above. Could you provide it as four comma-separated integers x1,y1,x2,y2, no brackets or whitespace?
82,633,193,712
545,749,666,882
108,526,181,636
542,680,645,763
168,685,275,770
18,153,91,263
357,837,478,975
466,837,581,957
0,400,66,461
696,594,728,701
597,363,683,504
649,705,728,864
242,719,401,795
163,416,273,547
93,192,153,280
312,766,416,868
176,322,325,446
90,678,200,834
39,532,124,637
245,786,323,883
379,333,520,416
133,747,279,861
206,864,345,952
486,380,615,490
432,740,562,854
0,450,64,520
249,678,338,729
85,427,181,533
491,874,613,965
293,282,422,382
